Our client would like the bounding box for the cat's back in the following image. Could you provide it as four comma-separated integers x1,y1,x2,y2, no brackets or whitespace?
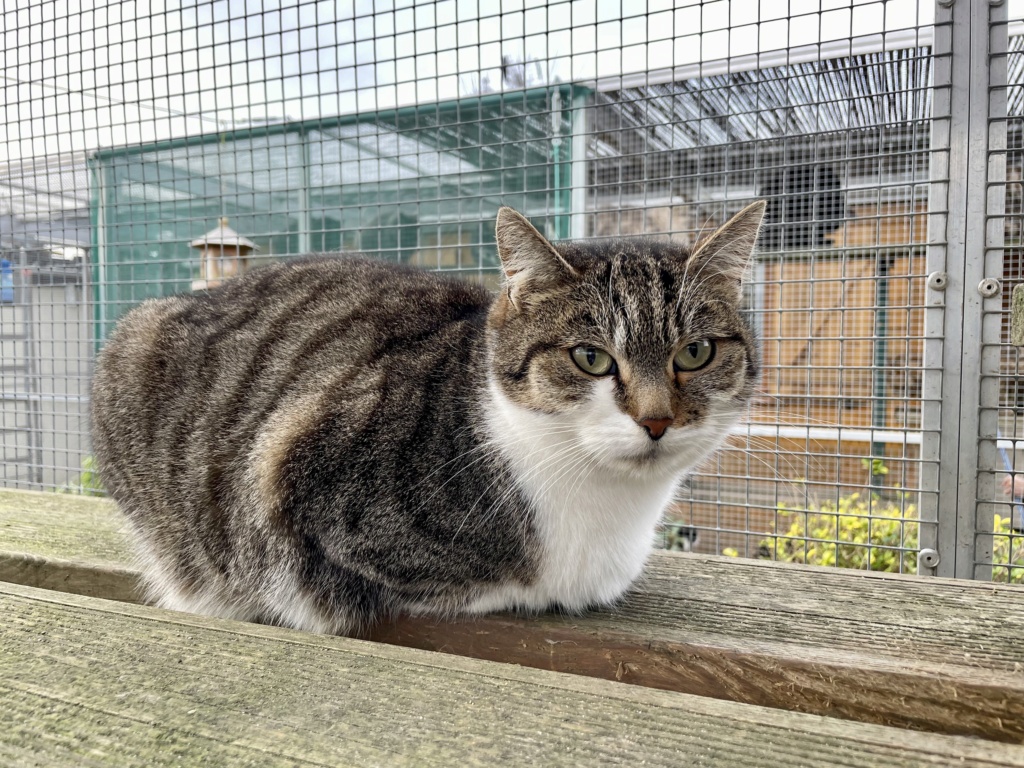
118,255,491,346
94,255,493,390
91,256,494,504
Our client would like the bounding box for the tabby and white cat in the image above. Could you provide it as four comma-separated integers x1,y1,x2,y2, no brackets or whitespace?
91,202,765,634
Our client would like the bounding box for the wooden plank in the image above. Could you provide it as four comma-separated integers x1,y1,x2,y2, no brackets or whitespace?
0,551,139,603
3,488,1024,742
0,488,134,565
3,582,1024,768
0,488,138,602
758,250,926,431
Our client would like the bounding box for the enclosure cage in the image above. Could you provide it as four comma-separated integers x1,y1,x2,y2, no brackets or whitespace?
2,0,1024,582
89,84,585,341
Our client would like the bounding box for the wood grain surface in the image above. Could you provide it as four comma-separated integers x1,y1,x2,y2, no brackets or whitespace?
5,581,1024,768
3,488,1024,742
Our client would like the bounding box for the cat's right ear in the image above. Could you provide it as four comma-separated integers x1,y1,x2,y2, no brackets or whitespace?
495,207,578,310
688,200,767,289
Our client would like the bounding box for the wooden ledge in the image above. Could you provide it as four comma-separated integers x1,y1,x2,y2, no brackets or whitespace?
6,581,1024,768
3,488,1024,743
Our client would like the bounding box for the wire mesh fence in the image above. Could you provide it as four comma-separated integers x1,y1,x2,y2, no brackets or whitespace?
985,2,1024,582
1,0,1020,580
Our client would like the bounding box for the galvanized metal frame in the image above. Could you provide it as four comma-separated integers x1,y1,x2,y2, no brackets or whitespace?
920,8,951,575
977,0,1010,581
924,0,1010,578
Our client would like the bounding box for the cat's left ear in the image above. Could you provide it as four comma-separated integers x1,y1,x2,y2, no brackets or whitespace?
495,207,578,310
688,200,767,289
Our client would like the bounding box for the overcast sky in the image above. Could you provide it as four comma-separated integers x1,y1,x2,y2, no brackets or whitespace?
0,0,997,165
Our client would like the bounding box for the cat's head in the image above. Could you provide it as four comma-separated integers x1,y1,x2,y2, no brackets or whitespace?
487,203,765,477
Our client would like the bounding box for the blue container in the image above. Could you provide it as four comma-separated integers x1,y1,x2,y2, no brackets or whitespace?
0,259,13,303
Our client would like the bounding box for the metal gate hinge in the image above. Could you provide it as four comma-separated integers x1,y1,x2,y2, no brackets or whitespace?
927,271,948,291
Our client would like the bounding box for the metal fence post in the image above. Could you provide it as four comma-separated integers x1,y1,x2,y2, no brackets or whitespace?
927,0,1007,578
977,0,1010,581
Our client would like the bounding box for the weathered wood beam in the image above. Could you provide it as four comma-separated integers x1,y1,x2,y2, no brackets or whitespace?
2,488,1023,742
5,581,1024,768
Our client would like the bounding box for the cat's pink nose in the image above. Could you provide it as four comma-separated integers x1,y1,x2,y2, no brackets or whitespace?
639,417,673,440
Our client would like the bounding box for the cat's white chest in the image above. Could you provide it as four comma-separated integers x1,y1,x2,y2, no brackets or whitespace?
467,383,682,614
516,455,676,609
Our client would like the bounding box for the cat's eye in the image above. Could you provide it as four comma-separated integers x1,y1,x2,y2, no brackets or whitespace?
674,340,715,372
571,346,617,376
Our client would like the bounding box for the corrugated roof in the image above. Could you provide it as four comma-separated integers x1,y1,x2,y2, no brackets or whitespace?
593,47,934,157
0,152,91,222
8,39,1024,227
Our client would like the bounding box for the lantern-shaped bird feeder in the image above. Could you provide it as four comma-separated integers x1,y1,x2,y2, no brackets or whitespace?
190,218,259,290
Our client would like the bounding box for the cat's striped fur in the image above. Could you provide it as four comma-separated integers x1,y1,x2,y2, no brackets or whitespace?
91,203,765,634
